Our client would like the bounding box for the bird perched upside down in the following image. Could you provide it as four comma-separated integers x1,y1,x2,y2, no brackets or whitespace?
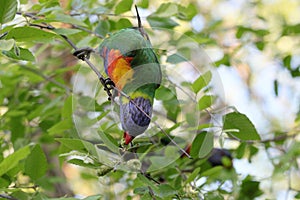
99,9,161,145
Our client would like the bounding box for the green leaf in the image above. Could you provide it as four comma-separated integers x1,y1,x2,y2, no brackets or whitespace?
115,0,133,14
214,54,230,67
134,187,148,195
192,71,212,93
155,86,180,122
198,95,215,110
83,195,102,200
223,112,261,141
25,144,48,180
137,173,158,190
152,3,178,18
148,155,176,171
283,55,291,70
48,13,87,27
164,96,180,122
178,4,197,20
238,176,263,199
115,18,132,30
47,118,73,135
295,192,300,199
155,86,174,101
282,23,300,35
20,0,28,4
52,28,82,35
98,131,119,153
248,145,259,161
56,138,87,152
236,142,246,159
2,47,35,61
0,177,10,188
56,138,98,157
236,26,269,38
190,131,214,158
154,184,177,198
273,79,279,96
166,53,187,64
0,39,14,50
147,16,178,29
95,20,110,38
10,117,25,143
62,95,73,119
0,0,18,24
137,0,148,8
67,158,101,169
6,27,58,43
0,145,31,176
201,166,222,177
255,41,264,51
185,167,201,184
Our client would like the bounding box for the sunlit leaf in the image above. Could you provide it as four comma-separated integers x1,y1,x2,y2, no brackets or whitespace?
25,144,48,180
115,0,133,14
98,131,119,154
282,24,300,35
147,16,178,29
178,4,197,20
95,20,110,38
152,3,178,18
2,47,35,61
52,28,82,35
201,166,222,177
137,0,148,8
214,54,230,67
0,0,18,24
47,118,73,135
0,145,31,176
198,95,215,110
0,39,14,51
192,71,212,93
223,112,260,141
153,184,178,198
6,27,58,43
166,53,187,64
185,167,201,184
190,131,214,158
48,13,87,27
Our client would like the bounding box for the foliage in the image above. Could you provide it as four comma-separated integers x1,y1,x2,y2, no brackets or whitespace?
0,0,299,199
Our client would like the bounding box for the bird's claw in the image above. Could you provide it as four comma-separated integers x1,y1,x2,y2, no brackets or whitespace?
73,47,95,60
102,78,115,101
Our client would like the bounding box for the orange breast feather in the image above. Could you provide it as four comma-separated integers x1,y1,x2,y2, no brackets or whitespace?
107,49,134,90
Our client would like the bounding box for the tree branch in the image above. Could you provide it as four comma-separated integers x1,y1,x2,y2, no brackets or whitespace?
0,194,18,200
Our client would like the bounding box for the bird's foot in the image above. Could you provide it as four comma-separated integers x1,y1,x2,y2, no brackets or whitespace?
102,78,116,101
73,47,95,60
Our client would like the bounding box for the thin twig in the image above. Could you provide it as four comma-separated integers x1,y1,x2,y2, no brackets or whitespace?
19,64,72,92
148,186,157,200
70,12,139,19
140,170,161,185
0,194,18,200
72,24,104,39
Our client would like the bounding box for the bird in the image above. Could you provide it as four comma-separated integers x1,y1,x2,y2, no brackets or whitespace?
99,8,161,145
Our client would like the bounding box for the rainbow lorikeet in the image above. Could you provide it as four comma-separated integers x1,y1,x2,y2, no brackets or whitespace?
99,25,161,145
